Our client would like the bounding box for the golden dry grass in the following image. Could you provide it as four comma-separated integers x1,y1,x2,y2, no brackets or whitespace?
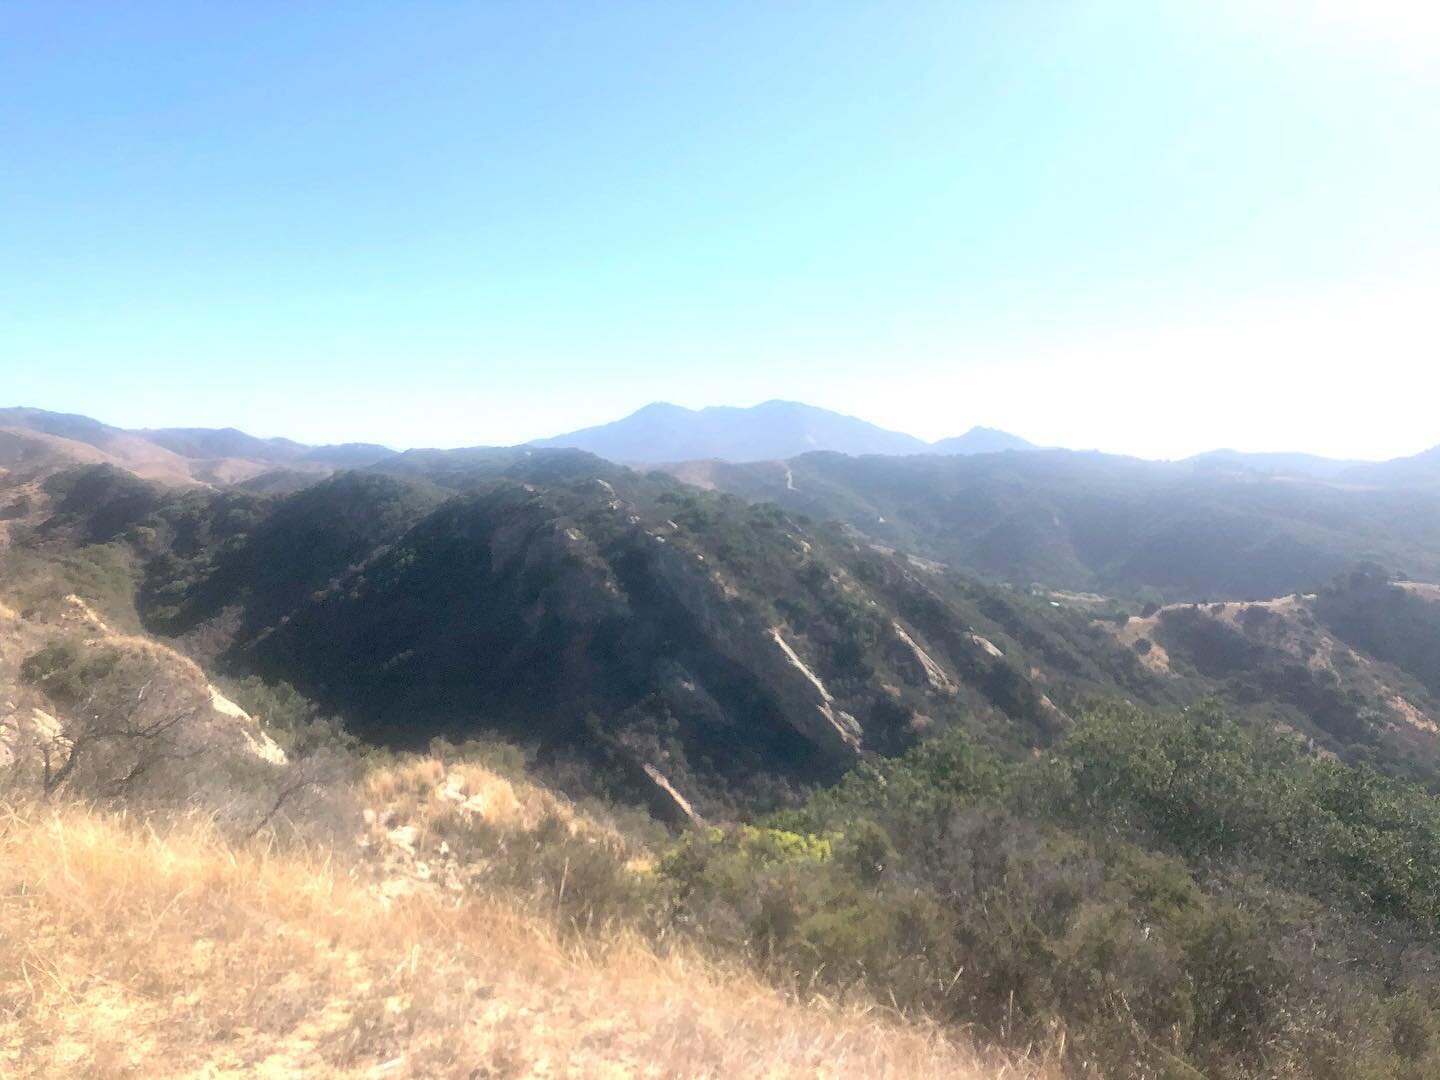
0,799,1045,1079
363,756,622,843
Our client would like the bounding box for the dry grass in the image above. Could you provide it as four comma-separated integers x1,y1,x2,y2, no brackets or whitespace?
0,800,1044,1079
363,756,625,845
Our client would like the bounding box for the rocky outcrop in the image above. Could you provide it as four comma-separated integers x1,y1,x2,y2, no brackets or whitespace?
640,763,706,828
767,629,863,756
891,621,959,696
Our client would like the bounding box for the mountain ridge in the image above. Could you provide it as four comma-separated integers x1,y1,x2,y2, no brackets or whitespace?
4,402,1436,480
0,407,398,487
530,399,1037,462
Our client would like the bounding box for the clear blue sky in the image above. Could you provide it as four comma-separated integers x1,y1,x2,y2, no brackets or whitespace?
3,1,1437,458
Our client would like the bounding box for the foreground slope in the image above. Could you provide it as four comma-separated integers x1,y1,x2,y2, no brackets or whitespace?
0,800,1014,1079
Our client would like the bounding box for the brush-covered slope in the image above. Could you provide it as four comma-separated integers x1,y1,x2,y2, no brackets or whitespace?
0,554,1023,1078
10,458,1163,818
673,449,1440,599
0,795,1014,1079
1110,574,1440,781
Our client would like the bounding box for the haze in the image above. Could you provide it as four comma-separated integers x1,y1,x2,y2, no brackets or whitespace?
3,1,1437,459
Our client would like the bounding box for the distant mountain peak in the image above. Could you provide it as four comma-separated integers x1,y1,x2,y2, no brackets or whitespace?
531,400,931,463
931,426,1037,455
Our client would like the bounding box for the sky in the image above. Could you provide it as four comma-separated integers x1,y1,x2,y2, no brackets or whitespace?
2,1,1437,460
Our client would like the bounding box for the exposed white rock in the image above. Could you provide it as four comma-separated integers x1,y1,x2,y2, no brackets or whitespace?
769,628,862,753
438,773,468,802
209,687,287,764
966,632,1005,660
641,763,705,828
771,629,835,703
892,622,958,695
386,825,419,853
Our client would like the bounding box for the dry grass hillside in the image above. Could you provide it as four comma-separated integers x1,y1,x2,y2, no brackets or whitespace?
1110,589,1440,769
0,411,341,489
0,796,1039,1079
0,422,216,488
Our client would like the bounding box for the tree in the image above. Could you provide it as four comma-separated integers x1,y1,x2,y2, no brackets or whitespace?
19,641,203,799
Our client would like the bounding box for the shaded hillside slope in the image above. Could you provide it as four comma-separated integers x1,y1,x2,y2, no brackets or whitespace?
8,459,1166,818
14,453,1440,813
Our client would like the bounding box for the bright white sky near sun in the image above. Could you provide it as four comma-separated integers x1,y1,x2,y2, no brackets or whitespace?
2,1,1437,459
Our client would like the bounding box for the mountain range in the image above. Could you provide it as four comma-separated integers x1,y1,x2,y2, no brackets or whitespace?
8,399,1439,483
9,432,1440,806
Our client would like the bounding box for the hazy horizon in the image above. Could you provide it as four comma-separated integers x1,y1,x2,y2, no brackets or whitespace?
5,2,1437,459
8,394,1436,464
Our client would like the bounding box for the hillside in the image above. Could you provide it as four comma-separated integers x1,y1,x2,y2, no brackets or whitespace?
9,405,1439,611
0,408,396,488
1,799,1014,1078
672,449,1440,600
1109,574,1440,780
0,563,1033,1078
10,453,1440,1076
931,426,1037,454
9,458,1159,819
13,536,1440,1075
12,454,1440,809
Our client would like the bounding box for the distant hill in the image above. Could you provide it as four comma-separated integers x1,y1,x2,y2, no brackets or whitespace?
1184,448,1361,480
0,408,395,486
530,400,933,462
671,449,1440,600
0,407,206,485
930,426,1036,455
5,404,1438,603
1183,445,1440,487
140,426,312,463
1342,444,1440,488
143,426,396,469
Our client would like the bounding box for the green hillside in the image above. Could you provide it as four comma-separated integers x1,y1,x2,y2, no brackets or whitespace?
675,450,1440,599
